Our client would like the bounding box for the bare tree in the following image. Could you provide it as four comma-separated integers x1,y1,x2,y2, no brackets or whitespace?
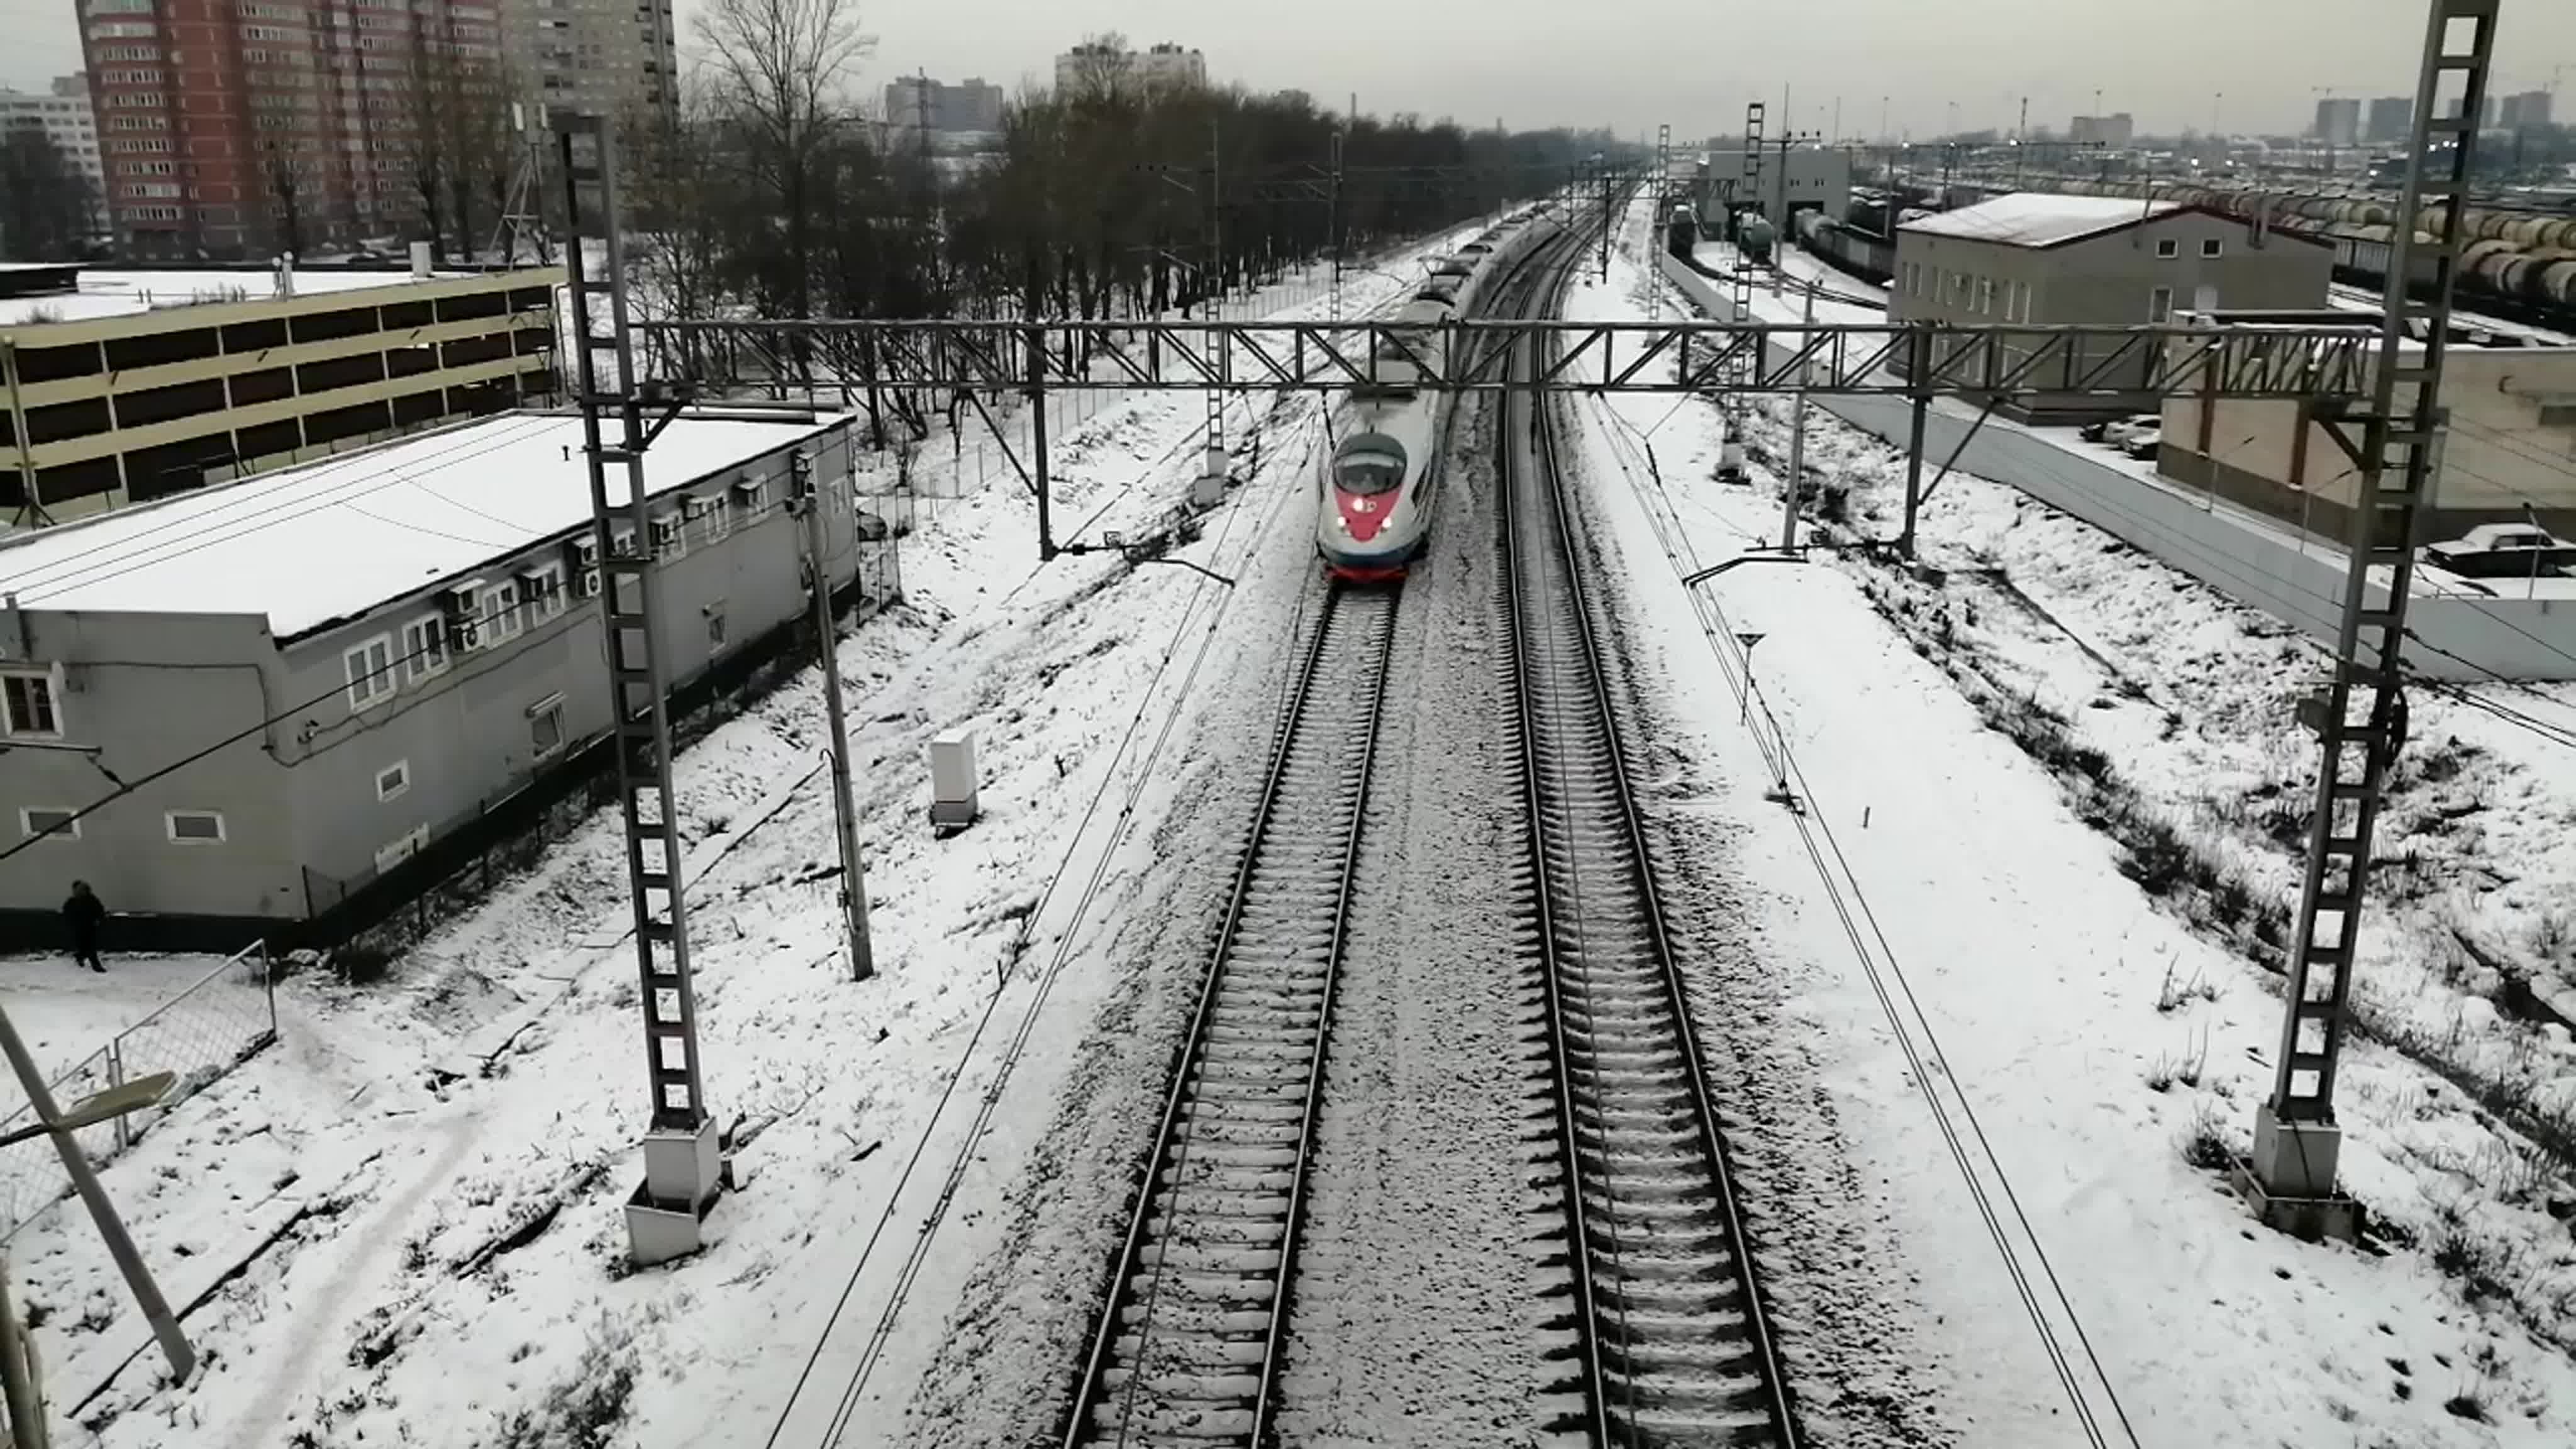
695,0,873,318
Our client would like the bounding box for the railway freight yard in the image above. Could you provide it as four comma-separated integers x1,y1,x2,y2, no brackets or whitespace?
3,3,2576,1448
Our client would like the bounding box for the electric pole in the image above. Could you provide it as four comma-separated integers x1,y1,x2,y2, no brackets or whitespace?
794,450,875,984
2245,0,2495,1236
0,1004,191,1384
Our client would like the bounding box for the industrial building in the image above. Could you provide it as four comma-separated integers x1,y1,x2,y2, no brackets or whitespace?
2161,336,2576,545
2068,113,2135,150
1,264,557,525
0,407,899,945
1699,143,1853,224
1888,194,2333,419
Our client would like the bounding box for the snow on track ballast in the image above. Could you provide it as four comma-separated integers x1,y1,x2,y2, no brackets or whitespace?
1061,585,1398,1449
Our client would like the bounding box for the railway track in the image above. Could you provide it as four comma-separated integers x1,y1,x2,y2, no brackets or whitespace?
1060,584,1398,1449
1499,247,1799,1448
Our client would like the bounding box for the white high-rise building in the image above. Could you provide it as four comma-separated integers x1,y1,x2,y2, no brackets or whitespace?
0,74,108,232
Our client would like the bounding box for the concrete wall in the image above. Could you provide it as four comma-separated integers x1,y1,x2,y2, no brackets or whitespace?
1655,249,2576,681
0,421,870,919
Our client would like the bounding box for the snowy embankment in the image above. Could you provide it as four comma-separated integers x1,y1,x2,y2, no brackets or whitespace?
1555,205,2576,1446
4,226,1488,1449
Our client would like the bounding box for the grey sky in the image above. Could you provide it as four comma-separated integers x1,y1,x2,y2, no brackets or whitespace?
11,0,2574,142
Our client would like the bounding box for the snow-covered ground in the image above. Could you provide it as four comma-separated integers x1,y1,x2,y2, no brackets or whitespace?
1576,198,2576,1446
0,226,1489,1449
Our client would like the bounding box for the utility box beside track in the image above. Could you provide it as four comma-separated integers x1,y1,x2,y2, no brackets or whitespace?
930,730,979,835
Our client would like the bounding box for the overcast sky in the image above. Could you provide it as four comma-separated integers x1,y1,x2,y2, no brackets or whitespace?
11,0,2573,141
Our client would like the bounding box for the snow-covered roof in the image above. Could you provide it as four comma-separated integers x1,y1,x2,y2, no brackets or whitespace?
0,409,846,641
0,268,476,327
1898,194,2184,248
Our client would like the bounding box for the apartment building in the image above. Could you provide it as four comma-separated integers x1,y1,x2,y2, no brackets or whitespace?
0,76,109,233
2365,96,2412,143
506,0,679,133
2312,97,2361,148
2068,113,2135,150
2,264,557,521
73,0,508,259
1054,42,1208,97
882,75,1004,136
0,408,899,945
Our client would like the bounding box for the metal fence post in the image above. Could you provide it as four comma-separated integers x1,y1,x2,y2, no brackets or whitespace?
104,1041,127,1154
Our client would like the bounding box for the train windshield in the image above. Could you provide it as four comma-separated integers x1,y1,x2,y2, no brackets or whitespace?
1333,435,1409,496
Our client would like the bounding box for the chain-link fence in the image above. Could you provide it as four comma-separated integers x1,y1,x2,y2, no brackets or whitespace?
0,941,278,1243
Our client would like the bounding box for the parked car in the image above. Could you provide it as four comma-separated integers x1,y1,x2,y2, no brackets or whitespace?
2083,413,2159,445
2121,427,2162,460
2100,414,2163,448
2421,522,2575,579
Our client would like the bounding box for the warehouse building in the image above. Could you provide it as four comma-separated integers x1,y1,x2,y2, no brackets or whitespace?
1887,194,2333,419
1699,143,1853,224
0,407,898,947
3,265,558,527
2162,330,2576,545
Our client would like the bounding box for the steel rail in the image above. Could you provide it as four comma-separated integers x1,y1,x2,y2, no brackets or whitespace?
1058,583,1397,1448
1502,230,1799,1446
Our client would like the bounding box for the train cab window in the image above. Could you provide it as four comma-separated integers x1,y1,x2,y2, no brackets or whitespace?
1336,456,1404,495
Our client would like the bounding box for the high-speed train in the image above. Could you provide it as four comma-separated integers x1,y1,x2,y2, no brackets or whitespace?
1316,212,1554,581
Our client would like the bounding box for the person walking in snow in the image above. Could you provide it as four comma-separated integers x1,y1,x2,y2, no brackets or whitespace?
62,880,106,974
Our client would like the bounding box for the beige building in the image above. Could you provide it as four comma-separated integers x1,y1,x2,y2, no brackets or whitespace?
3,267,557,525
2162,340,2576,545
1890,194,2333,418
508,0,679,131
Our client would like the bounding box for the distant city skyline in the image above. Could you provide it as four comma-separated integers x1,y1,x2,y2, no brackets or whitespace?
13,0,2575,142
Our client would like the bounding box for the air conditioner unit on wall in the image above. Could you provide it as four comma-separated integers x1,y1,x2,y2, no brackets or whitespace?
565,535,600,598
441,580,485,650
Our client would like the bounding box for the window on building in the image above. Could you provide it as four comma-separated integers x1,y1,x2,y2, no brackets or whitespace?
520,564,567,624
376,760,410,802
1975,278,1994,315
344,634,396,711
2201,238,2224,258
18,807,79,843
2540,404,2576,430
402,614,449,681
528,693,565,757
702,494,732,543
650,511,687,561
2156,238,2179,258
484,580,523,642
165,810,227,844
2149,286,2174,323
706,601,728,651
1,670,62,737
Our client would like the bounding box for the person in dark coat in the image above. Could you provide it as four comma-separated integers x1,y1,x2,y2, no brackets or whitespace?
63,881,106,974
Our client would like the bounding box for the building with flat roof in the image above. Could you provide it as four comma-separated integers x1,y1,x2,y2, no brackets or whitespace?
2068,113,2135,150
507,0,680,133
2365,96,2413,143
1889,193,2333,418
1055,42,1207,96
2312,97,2362,148
1,264,557,525
0,406,900,944
883,75,1004,136
0,75,108,235
1698,143,1852,223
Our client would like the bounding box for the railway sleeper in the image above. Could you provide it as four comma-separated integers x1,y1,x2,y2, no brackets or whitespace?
1596,1336,1768,1387
1087,1396,1260,1439
1592,1266,1748,1314
1612,1400,1783,1445
1160,1141,1303,1175
1132,1240,1285,1276
1137,1212,1288,1252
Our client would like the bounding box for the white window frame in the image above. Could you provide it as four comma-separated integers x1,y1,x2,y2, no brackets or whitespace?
18,806,80,842
1,667,65,738
165,809,228,844
706,600,728,651
2155,237,2179,258
650,511,687,561
343,633,397,711
375,759,411,802
401,614,449,682
2149,286,2175,323
484,579,524,643
702,494,733,544
528,692,566,757
1975,277,1994,316
2201,238,2224,258
520,563,567,624
732,477,770,518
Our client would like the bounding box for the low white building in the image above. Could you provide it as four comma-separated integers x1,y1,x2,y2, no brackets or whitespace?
1700,143,1853,224
0,406,901,948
